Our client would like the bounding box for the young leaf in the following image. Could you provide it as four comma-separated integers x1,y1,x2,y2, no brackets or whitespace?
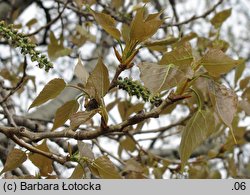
144,36,179,47
234,61,245,85
239,100,250,115
85,58,110,100
77,141,95,160
29,78,66,110
74,57,89,85
210,8,232,28
25,18,38,29
123,158,148,179
69,164,85,179
91,10,121,40
200,49,242,77
179,110,215,168
242,87,250,101
120,136,136,153
239,76,250,90
159,42,193,67
29,140,53,176
48,32,72,60
51,100,79,131
130,8,163,42
121,23,130,44
75,25,96,42
70,110,97,130
0,149,27,175
208,81,238,132
138,62,187,94
118,101,144,121
173,32,197,48
92,156,121,179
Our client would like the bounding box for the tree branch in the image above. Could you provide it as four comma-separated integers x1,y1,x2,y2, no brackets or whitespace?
0,93,188,142
166,0,224,27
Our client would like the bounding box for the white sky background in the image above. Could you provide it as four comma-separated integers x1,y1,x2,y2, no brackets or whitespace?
0,0,250,178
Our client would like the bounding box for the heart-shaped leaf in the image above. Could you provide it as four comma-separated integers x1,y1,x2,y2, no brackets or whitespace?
200,49,242,77
179,110,215,168
159,42,193,67
208,80,238,132
138,62,187,94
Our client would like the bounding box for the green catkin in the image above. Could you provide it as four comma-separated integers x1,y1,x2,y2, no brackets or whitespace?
117,77,162,106
0,21,53,72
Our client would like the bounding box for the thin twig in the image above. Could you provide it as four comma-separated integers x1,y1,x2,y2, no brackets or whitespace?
93,139,125,165
0,58,27,104
166,0,224,27
26,0,69,36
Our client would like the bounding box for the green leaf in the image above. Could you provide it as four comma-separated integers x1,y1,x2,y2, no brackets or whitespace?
242,87,250,101
144,36,179,52
25,18,37,29
179,110,215,168
118,101,144,121
239,76,250,90
211,39,229,52
91,10,121,40
123,158,148,178
145,36,179,47
92,156,121,179
74,57,89,85
0,68,19,84
51,100,79,131
85,58,110,100
72,25,95,47
121,23,130,44
29,140,53,176
159,42,193,67
75,25,96,42
200,49,242,77
70,110,97,130
239,100,250,115
106,98,120,111
88,163,100,178
119,136,136,154
138,62,187,94
210,8,232,28
111,0,123,10
234,60,245,85
130,8,163,42
188,164,209,179
0,149,27,175
29,78,66,110
208,80,238,130
69,164,85,179
77,141,95,160
48,32,72,60
153,166,167,179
